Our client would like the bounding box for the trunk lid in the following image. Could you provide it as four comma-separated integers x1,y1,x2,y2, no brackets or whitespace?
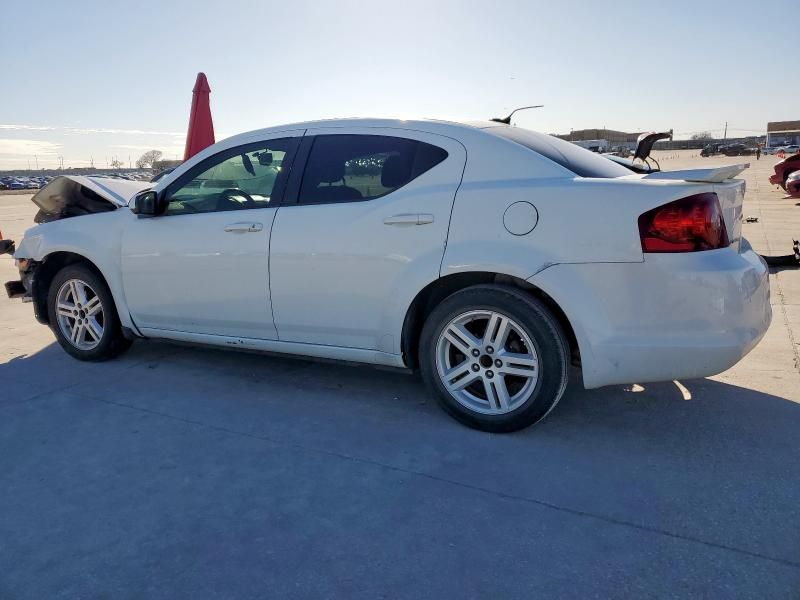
641,163,749,183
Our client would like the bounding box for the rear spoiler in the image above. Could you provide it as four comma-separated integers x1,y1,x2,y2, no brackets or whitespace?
641,163,749,183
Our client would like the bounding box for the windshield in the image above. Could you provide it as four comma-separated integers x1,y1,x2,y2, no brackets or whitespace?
486,126,632,178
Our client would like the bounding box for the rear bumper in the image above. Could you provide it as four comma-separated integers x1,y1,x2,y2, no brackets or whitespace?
529,242,771,388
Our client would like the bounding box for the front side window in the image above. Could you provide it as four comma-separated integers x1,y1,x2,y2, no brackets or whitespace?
298,135,448,204
166,138,295,215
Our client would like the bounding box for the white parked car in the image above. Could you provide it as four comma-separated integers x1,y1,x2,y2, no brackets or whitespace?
775,145,800,155
5,119,771,432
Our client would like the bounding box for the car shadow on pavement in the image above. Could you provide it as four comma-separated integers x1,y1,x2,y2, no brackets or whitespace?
2,338,799,438
3,338,799,465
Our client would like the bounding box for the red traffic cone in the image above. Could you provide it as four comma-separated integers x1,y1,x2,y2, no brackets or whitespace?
183,72,215,160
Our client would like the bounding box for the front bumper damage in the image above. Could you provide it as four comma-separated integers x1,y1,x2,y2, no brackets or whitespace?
5,255,37,303
1,236,26,300
4,235,38,305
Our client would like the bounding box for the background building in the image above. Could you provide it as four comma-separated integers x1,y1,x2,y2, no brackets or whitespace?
554,128,642,151
766,121,800,147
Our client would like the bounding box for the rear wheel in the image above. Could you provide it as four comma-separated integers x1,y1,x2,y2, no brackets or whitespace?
47,264,132,361
419,285,569,432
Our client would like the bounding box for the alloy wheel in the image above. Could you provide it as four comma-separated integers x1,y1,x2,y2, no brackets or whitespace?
435,309,539,415
55,278,105,351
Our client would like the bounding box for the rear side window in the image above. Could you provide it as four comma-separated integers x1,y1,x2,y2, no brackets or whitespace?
298,134,448,204
487,126,631,178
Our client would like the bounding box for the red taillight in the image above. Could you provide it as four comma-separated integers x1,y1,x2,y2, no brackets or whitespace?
638,193,729,253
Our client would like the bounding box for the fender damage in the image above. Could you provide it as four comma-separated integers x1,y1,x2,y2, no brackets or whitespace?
4,176,150,308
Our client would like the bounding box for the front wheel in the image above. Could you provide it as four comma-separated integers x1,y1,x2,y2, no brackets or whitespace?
47,263,132,361
419,285,569,433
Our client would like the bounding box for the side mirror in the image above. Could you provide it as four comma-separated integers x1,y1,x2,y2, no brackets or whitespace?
132,190,166,217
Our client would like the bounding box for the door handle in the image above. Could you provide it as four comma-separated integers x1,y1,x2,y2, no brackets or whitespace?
224,222,263,233
383,213,434,226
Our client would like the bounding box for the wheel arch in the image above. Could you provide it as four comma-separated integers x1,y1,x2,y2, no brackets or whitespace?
31,251,111,325
401,271,580,370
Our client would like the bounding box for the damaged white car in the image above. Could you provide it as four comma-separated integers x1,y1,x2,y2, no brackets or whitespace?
4,118,771,432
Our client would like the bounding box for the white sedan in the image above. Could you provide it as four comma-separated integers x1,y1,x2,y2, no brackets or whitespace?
5,118,771,432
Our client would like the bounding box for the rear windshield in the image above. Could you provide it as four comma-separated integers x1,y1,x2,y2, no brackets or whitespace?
486,126,632,178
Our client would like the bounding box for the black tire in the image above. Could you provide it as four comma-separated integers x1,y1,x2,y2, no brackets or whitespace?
47,263,132,361
419,284,569,433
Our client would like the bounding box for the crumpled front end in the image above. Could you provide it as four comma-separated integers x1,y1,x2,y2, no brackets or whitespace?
5,175,149,315
4,256,38,305
30,175,150,223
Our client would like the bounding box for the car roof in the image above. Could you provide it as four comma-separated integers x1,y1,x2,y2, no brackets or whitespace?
219,117,503,146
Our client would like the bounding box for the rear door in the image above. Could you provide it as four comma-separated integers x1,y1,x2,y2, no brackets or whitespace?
269,128,466,352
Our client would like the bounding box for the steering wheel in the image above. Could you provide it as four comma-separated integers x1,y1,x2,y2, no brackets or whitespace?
218,188,256,209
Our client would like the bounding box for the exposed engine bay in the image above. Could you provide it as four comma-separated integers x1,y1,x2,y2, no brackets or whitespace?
31,176,150,223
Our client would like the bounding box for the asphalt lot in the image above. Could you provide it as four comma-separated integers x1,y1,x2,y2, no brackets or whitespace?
1,153,799,598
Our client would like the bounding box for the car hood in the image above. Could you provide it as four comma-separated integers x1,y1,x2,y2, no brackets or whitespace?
32,176,151,223
633,131,673,162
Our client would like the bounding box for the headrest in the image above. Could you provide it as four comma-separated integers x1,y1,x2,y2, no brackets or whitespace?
381,154,413,188
308,161,345,186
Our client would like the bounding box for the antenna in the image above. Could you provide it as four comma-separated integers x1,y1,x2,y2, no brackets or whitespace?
491,105,544,125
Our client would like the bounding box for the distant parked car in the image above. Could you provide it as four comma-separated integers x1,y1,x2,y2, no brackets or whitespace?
762,147,777,155
609,146,632,158
769,153,800,190
150,167,175,183
721,144,753,157
701,144,721,157
9,182,24,190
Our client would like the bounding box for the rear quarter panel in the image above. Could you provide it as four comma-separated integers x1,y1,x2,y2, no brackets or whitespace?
443,169,715,279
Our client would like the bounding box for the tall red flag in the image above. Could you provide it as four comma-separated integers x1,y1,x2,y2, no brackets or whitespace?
183,72,215,160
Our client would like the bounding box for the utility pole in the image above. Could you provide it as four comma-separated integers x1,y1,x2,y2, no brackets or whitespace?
34,155,38,169
723,121,728,141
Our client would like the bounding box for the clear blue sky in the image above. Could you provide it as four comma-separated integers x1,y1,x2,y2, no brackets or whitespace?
1,0,796,169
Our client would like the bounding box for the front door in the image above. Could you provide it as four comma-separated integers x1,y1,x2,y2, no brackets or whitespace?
269,128,466,352
121,135,300,339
